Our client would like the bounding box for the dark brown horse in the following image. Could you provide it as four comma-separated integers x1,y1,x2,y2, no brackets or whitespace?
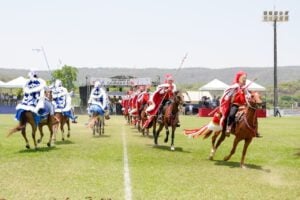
52,112,71,142
8,111,55,149
208,91,262,168
154,91,184,151
140,104,157,136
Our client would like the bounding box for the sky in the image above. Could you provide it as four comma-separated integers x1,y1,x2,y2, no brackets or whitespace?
0,0,299,71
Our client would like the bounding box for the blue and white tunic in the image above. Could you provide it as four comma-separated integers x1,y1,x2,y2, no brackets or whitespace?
52,86,72,113
88,87,108,115
16,78,46,114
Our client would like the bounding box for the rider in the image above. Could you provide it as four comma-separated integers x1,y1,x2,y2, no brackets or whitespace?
52,79,78,123
88,80,108,116
146,74,180,127
16,70,58,124
220,71,261,138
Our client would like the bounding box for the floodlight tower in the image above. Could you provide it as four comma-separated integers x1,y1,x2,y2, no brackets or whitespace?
263,10,289,116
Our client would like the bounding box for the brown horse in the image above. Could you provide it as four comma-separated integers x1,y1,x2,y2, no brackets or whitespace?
52,112,71,142
207,91,262,168
140,104,157,136
8,111,55,149
154,91,184,151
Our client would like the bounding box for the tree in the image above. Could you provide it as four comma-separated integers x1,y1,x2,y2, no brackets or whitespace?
52,65,78,91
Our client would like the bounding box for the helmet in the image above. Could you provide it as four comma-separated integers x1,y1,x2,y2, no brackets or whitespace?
234,71,247,84
55,79,62,87
28,69,37,79
94,81,101,88
164,74,174,83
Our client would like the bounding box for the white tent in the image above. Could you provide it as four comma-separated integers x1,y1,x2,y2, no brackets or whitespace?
183,91,212,103
199,79,229,91
0,80,5,87
1,76,27,88
246,80,266,91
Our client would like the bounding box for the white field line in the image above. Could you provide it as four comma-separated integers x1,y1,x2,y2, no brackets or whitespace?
122,126,132,200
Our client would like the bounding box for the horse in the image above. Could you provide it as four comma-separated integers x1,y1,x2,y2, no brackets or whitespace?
8,110,56,149
206,91,262,168
140,104,157,136
87,104,105,136
154,91,184,151
52,112,71,142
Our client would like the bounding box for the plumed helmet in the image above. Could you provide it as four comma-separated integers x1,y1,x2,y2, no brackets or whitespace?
164,74,174,83
55,79,62,87
94,81,101,88
28,69,37,79
234,71,247,83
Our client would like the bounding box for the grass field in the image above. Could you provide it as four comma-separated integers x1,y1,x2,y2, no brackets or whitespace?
0,114,300,200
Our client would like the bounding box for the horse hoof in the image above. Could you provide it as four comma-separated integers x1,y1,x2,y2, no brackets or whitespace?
224,156,229,161
164,139,168,143
209,156,213,160
25,145,30,149
37,139,41,143
67,134,70,138
47,143,51,147
170,146,175,151
240,164,247,169
62,138,65,141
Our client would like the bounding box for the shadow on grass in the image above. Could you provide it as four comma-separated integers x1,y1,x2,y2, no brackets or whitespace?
55,140,74,145
17,146,59,153
294,148,300,157
92,134,111,138
213,160,271,172
147,144,191,153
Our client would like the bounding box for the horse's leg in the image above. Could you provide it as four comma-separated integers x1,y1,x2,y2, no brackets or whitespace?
30,123,38,149
67,118,70,138
164,124,169,143
46,124,53,147
170,126,176,151
209,132,218,160
215,129,227,150
37,125,44,144
21,125,30,149
154,123,164,145
240,138,253,168
101,116,104,135
60,121,65,141
224,136,241,162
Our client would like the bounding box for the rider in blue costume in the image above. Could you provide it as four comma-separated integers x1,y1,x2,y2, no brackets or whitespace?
88,81,108,116
52,79,78,123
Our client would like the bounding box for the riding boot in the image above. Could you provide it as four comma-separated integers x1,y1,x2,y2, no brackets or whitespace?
72,116,78,123
225,125,231,137
157,114,162,123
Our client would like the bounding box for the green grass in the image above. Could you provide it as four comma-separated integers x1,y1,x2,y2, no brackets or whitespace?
0,114,300,200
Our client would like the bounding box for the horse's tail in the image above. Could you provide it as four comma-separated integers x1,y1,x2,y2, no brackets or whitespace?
87,116,97,128
7,124,26,137
7,111,28,137
184,121,222,139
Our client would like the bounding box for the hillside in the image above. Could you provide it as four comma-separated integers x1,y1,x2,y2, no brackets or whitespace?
0,66,299,87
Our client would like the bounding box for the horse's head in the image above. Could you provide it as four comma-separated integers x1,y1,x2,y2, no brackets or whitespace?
174,91,184,106
247,91,263,109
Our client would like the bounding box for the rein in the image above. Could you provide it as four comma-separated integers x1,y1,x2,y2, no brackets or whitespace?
243,97,258,134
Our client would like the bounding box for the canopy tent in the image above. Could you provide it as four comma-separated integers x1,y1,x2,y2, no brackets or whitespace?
0,76,27,88
183,91,212,103
199,79,229,91
246,80,266,91
0,80,5,86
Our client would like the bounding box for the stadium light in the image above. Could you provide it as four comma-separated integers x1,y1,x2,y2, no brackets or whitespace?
263,10,289,116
